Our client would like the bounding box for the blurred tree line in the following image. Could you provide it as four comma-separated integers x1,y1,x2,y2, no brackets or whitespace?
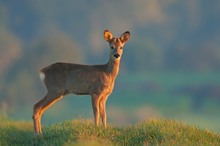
0,0,220,113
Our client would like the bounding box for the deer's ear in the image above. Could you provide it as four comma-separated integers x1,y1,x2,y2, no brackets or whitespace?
120,31,130,43
104,30,113,42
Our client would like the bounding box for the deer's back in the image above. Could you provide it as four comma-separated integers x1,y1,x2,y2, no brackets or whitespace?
41,62,115,95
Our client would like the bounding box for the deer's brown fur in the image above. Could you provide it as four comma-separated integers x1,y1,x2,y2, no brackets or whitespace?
32,30,130,135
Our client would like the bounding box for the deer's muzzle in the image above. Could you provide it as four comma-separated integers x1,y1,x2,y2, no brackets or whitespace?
114,54,120,58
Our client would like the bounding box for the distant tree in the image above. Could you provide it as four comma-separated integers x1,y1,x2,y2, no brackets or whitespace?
0,29,22,113
123,37,163,72
0,29,21,77
165,44,220,72
28,31,85,69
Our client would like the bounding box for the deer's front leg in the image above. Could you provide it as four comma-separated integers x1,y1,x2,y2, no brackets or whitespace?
91,95,101,126
99,97,107,128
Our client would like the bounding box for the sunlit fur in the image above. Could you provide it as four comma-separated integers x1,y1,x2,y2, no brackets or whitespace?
32,30,130,136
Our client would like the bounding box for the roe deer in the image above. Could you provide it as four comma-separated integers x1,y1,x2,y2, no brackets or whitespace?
32,30,130,135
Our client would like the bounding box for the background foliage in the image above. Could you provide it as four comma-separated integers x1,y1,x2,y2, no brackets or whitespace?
0,0,220,132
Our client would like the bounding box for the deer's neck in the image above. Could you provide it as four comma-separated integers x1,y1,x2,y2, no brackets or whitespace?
106,58,120,78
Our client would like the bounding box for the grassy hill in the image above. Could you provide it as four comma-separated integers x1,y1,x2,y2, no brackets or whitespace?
0,119,219,146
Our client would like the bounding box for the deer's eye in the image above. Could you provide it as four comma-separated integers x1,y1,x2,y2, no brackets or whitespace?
111,46,114,49
120,47,123,49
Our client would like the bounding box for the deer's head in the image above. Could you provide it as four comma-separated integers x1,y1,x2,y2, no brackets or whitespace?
104,30,130,61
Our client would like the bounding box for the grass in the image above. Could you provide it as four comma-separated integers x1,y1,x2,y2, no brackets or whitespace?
0,119,219,146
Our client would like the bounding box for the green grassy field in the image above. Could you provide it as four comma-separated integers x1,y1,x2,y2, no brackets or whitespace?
0,119,219,146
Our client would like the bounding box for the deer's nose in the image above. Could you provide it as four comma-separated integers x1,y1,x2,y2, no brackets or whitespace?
114,54,120,58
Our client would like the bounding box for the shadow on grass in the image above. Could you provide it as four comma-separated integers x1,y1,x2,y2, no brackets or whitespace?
37,121,78,145
0,126,34,146
0,121,77,146
114,123,164,145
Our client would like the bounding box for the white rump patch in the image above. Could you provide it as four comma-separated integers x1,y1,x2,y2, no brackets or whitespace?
39,72,45,82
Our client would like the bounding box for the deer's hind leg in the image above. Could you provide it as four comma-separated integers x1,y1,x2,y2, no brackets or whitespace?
33,97,47,135
33,92,63,135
